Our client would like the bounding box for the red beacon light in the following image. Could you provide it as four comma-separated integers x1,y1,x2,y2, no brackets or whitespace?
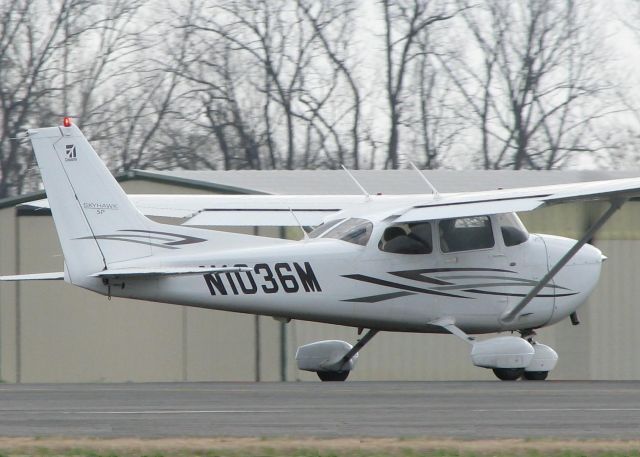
63,117,72,127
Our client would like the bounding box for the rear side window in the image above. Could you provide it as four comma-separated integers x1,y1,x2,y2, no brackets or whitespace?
439,216,494,253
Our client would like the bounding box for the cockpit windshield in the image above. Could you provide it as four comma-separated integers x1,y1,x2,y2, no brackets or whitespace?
322,218,373,246
308,219,345,239
497,213,529,246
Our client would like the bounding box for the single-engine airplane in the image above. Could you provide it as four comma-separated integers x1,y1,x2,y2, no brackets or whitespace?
4,119,640,381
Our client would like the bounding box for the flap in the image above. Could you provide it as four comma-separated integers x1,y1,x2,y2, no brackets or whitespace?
396,198,543,222
184,209,338,227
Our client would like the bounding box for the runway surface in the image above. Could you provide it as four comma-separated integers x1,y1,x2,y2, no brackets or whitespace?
0,381,639,438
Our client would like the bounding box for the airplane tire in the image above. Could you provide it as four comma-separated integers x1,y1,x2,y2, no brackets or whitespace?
523,371,548,381
317,371,349,382
492,368,524,381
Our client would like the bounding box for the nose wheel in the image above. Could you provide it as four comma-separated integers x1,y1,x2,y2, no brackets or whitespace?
522,370,548,380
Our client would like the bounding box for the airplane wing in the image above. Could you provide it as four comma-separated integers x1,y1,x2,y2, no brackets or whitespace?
394,177,640,222
22,195,364,226
21,176,640,226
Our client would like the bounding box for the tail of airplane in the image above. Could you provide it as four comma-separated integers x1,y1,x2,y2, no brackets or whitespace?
29,122,156,283
27,119,267,286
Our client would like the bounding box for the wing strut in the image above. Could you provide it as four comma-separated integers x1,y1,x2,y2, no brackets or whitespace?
338,329,379,370
409,161,440,199
501,197,627,323
340,165,370,199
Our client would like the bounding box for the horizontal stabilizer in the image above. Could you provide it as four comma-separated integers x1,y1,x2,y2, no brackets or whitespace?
91,266,252,278
0,272,64,281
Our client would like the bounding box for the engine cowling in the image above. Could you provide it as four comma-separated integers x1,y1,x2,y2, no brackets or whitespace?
295,340,357,373
471,336,535,369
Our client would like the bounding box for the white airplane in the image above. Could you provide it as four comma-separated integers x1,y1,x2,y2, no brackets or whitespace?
4,119,640,382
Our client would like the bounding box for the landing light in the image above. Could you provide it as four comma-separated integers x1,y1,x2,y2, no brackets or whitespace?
63,117,72,127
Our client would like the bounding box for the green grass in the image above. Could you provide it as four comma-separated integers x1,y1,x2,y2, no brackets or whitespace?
1,438,639,457
1,449,639,457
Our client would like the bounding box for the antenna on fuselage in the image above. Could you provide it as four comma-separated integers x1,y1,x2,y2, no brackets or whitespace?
340,165,370,200
409,161,440,200
289,208,309,240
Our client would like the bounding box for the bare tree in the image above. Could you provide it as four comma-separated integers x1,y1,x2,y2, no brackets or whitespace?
381,0,460,169
167,0,362,171
165,0,270,170
403,21,465,169
298,0,362,168
445,0,614,169
0,0,85,197
0,0,158,196
195,0,318,170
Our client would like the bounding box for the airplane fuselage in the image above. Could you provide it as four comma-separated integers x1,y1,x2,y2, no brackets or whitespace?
100,228,602,334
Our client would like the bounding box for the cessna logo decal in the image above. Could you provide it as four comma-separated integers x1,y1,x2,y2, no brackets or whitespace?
65,144,77,161
204,262,321,296
75,229,206,249
342,267,577,303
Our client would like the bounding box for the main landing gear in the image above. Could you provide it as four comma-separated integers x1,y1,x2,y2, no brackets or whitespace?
317,371,350,382
295,329,379,382
493,368,525,381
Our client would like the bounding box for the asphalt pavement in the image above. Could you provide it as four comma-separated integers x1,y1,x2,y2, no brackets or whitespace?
0,381,638,438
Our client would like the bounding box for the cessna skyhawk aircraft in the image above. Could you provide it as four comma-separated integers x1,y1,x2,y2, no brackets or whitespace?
4,119,640,381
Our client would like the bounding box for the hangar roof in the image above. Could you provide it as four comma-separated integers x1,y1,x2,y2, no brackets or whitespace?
137,169,640,195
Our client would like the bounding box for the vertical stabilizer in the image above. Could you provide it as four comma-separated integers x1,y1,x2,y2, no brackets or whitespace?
28,122,154,282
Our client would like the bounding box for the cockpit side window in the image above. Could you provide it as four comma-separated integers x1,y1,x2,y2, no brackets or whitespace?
379,221,432,254
322,218,373,246
439,216,494,253
497,213,529,246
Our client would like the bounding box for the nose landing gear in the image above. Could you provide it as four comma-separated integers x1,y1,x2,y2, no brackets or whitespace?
493,330,558,381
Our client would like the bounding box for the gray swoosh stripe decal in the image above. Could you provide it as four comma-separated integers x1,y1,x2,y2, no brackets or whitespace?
89,236,179,249
342,274,470,299
343,267,577,303
343,291,415,303
75,229,206,249
438,275,570,290
434,282,564,291
464,289,578,298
